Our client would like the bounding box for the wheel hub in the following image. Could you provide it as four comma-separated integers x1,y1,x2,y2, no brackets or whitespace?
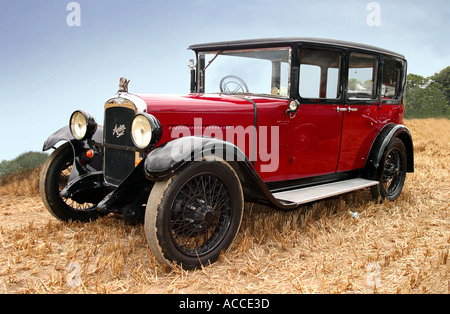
185,197,216,233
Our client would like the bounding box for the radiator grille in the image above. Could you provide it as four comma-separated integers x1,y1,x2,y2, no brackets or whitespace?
104,106,136,186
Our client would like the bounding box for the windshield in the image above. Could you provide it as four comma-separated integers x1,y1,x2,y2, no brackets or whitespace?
197,47,291,97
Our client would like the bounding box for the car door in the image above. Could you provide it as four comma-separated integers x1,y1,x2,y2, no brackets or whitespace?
337,51,380,172
289,47,345,179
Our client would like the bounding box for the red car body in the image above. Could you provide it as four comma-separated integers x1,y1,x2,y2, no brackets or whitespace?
139,89,405,183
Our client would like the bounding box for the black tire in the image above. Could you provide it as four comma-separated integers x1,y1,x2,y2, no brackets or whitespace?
370,138,407,202
39,143,99,222
145,160,244,269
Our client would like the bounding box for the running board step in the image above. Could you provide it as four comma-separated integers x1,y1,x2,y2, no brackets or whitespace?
272,178,378,205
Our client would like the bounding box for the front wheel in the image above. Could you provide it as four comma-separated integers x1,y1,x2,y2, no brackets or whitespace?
145,160,244,269
40,143,98,222
371,138,407,202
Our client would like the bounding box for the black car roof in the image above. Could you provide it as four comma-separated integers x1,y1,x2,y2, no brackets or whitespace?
188,37,405,59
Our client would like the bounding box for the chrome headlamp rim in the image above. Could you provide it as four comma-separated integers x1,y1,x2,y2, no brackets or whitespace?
69,110,98,141
130,113,162,150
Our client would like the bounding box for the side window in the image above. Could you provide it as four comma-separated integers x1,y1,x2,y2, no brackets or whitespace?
299,64,320,98
382,59,403,100
299,48,342,99
348,53,378,100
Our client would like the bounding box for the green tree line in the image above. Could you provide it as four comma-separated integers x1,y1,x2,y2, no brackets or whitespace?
0,151,48,177
405,66,450,118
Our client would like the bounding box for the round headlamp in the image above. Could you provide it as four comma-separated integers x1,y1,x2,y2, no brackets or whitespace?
131,113,162,149
69,110,97,141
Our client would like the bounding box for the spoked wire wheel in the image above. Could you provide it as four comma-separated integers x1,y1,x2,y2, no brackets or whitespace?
371,138,407,201
382,148,402,197
170,174,232,256
58,159,95,211
40,143,98,222
145,160,243,269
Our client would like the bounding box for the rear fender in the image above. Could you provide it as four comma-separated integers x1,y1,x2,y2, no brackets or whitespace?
364,124,414,180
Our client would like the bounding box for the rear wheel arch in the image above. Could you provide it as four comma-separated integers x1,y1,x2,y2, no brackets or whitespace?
370,137,407,201
396,131,414,173
364,124,414,180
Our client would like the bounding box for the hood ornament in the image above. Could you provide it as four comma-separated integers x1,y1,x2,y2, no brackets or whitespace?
118,77,130,93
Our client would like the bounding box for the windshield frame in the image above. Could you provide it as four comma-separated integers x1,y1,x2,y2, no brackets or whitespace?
196,47,292,99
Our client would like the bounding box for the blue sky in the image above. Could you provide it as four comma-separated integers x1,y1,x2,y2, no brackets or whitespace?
0,0,449,161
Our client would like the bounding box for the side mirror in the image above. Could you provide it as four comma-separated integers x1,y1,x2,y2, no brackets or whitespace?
188,59,195,70
188,59,196,93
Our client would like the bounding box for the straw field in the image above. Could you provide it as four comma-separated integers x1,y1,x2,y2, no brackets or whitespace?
0,119,448,294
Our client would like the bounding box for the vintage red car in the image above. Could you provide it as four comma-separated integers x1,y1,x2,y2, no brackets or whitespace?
40,38,414,269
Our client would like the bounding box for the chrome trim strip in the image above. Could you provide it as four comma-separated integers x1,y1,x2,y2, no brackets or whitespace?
106,93,147,113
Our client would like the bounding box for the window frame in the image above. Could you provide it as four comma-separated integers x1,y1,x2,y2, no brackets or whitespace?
380,56,406,105
196,47,292,98
296,45,345,105
345,50,381,104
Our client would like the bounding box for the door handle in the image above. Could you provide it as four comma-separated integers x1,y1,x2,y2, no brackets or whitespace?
337,107,358,113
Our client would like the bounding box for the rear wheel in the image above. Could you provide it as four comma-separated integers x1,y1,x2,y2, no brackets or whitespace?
145,160,244,269
40,143,98,222
371,138,407,202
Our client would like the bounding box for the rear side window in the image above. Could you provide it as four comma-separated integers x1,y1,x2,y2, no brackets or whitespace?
382,59,403,100
299,48,342,99
348,53,378,100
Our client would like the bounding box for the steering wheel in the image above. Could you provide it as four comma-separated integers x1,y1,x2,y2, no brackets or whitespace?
219,75,249,93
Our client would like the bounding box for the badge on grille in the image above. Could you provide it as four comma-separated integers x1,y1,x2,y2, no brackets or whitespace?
113,124,126,138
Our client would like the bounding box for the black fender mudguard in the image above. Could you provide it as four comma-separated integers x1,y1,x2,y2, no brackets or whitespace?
364,124,414,180
42,125,103,153
144,136,247,180
144,136,298,210
42,125,104,172
42,125,105,201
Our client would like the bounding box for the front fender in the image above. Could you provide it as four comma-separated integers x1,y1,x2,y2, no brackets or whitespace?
364,124,414,180
42,125,104,188
144,136,248,180
42,125,103,152
144,136,299,210
43,126,74,152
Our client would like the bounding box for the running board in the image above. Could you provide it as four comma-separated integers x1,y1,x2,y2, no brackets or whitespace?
272,178,378,205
